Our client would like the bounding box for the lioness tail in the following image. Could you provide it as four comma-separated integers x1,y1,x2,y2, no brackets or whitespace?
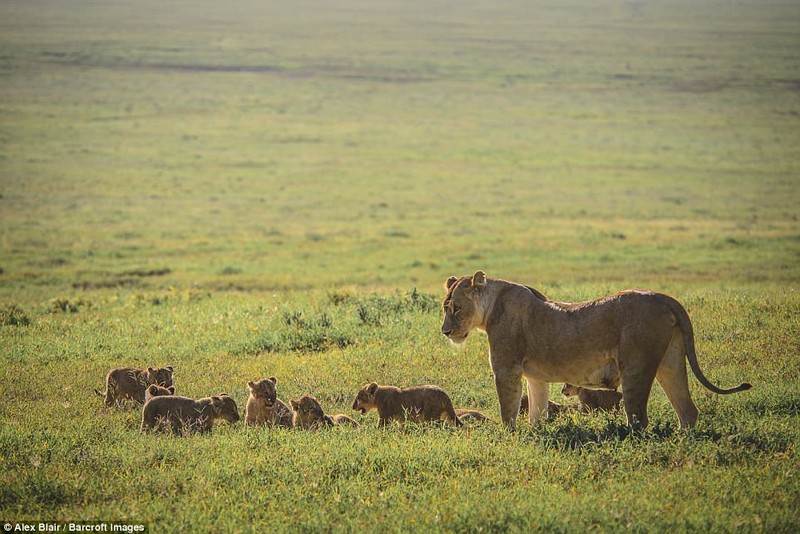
668,298,752,394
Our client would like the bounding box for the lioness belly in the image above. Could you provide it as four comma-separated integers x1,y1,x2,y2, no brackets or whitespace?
523,353,620,389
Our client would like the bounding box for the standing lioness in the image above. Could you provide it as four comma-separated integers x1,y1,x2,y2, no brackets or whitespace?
352,383,462,427
441,271,751,430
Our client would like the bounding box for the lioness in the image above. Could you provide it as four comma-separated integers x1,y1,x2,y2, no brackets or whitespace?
245,377,293,428
141,393,239,435
352,383,462,427
144,384,175,403
441,271,751,429
95,366,174,406
561,384,622,412
290,395,359,429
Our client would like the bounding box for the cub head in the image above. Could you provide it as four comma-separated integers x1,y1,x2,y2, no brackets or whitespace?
561,384,580,397
352,382,379,415
146,366,174,387
291,395,325,421
211,393,240,423
248,377,278,407
441,270,488,345
145,384,175,402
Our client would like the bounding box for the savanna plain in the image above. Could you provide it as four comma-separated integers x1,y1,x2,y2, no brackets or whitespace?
1,0,799,532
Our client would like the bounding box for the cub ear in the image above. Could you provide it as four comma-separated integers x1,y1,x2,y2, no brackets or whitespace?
210,396,221,405
290,398,300,409
147,367,155,373
268,376,277,385
147,385,158,393
167,386,175,394
247,381,256,390
445,276,459,291
471,270,487,289
166,366,173,372
367,382,379,395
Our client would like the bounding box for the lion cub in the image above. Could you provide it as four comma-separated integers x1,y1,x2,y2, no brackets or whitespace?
561,384,622,412
95,366,174,406
352,383,462,427
519,395,575,419
245,377,293,428
141,393,239,435
144,384,175,403
454,408,490,423
290,395,359,429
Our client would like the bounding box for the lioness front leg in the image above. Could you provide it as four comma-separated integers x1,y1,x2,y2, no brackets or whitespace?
494,369,523,428
525,379,549,424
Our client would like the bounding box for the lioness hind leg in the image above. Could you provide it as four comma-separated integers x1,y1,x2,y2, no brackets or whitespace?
656,334,699,429
525,379,549,424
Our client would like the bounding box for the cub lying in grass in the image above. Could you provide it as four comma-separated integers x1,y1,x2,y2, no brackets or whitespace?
95,366,174,406
520,394,575,419
144,384,175,403
290,395,359,429
141,393,239,435
245,377,293,428
561,384,622,412
352,382,462,427
454,408,490,423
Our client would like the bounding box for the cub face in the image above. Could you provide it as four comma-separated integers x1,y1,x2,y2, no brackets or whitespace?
561,384,580,397
248,377,278,407
145,384,175,402
291,395,325,421
352,383,379,415
211,393,240,423
146,366,174,387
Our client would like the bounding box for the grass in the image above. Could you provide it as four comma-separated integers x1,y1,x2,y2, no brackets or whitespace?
1,0,799,531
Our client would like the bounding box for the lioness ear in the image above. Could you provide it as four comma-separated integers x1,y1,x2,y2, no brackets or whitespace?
471,271,487,289
445,276,458,291
268,376,277,385
368,382,379,395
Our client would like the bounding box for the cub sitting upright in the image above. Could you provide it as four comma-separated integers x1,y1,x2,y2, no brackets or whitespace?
140,393,239,435
245,377,293,428
95,366,174,406
290,394,358,429
352,383,462,427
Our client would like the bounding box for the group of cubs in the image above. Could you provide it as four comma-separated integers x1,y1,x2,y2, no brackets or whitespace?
94,364,623,435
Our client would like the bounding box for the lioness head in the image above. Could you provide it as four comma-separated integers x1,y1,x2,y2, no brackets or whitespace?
441,270,487,345
248,377,278,408
211,393,240,423
146,366,174,387
352,383,379,415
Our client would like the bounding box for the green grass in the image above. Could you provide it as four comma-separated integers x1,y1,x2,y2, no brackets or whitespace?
1,0,799,531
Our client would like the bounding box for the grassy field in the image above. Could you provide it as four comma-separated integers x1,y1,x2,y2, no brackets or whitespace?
1,0,799,531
